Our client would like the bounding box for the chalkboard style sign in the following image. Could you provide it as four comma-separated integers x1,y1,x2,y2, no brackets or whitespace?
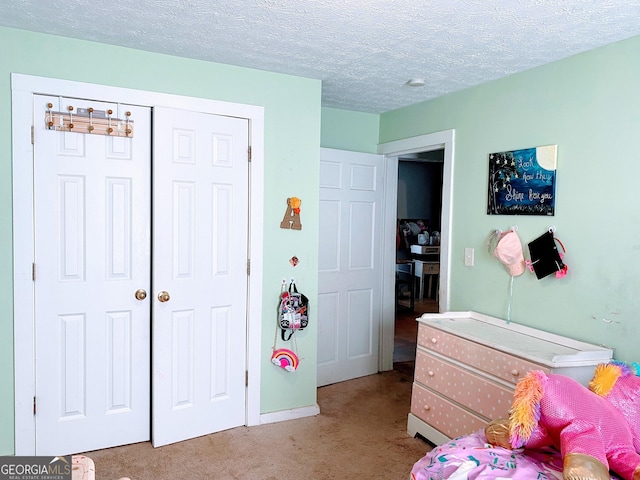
487,144,557,216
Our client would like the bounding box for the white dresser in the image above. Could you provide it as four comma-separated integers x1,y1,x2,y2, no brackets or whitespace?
408,311,613,446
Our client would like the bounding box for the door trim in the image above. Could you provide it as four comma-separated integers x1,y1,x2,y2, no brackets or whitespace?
11,73,265,454
377,130,455,371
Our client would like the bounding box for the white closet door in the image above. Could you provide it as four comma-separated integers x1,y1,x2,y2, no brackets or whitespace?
151,107,249,447
33,95,151,455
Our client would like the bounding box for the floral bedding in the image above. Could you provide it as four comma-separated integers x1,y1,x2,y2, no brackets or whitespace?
410,429,621,480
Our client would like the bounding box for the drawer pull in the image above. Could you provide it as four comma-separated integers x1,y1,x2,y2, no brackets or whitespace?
511,369,520,377
423,405,431,412
428,370,435,377
431,337,437,344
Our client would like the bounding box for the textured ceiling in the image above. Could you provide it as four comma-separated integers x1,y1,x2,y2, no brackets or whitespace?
1,0,640,113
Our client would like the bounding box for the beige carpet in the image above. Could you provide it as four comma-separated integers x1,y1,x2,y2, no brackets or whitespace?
82,369,432,479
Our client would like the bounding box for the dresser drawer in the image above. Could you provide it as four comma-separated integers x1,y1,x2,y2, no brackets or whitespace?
422,262,439,275
410,383,487,439
414,260,439,276
415,349,512,420
418,323,550,384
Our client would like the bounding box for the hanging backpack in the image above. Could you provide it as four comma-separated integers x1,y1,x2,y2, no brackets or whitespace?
278,279,309,341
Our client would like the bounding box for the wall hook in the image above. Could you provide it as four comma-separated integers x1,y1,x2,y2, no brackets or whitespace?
67,105,74,129
46,103,54,128
88,107,94,132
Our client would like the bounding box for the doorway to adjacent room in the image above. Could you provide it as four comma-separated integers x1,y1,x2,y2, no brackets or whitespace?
393,150,444,373
379,129,454,373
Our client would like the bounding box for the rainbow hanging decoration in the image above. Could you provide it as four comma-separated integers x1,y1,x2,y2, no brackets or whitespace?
271,348,299,372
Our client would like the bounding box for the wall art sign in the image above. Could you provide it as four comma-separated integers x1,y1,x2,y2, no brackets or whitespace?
487,144,557,216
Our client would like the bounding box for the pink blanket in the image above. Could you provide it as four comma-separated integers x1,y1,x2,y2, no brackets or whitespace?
410,430,621,480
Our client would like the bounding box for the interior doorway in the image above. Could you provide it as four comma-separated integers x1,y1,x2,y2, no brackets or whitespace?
393,150,444,371
377,129,454,373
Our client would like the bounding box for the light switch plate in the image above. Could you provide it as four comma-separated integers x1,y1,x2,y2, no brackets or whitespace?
464,247,474,267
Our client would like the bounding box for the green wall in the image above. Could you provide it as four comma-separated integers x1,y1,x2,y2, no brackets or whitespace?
380,35,640,362
0,26,321,455
320,107,380,153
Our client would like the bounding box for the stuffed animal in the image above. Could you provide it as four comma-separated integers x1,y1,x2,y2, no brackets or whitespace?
589,361,640,455
485,368,640,480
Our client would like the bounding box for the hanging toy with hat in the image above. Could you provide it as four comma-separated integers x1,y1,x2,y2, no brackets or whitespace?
487,226,526,277
487,226,526,323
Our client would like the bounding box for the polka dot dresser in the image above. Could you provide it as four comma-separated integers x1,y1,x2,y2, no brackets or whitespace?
407,311,613,446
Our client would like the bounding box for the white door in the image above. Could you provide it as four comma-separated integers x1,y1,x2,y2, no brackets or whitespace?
317,148,384,387
33,95,152,455
32,98,249,454
151,107,249,447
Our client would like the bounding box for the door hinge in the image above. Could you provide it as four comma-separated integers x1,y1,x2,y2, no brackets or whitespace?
245,370,249,387
31,126,34,145
33,396,36,415
32,263,36,281
248,146,252,162
247,259,250,276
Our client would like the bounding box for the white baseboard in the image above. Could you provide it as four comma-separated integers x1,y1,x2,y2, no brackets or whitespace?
259,404,320,425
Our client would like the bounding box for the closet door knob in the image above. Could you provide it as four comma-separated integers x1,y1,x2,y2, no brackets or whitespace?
158,291,171,303
134,289,147,301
